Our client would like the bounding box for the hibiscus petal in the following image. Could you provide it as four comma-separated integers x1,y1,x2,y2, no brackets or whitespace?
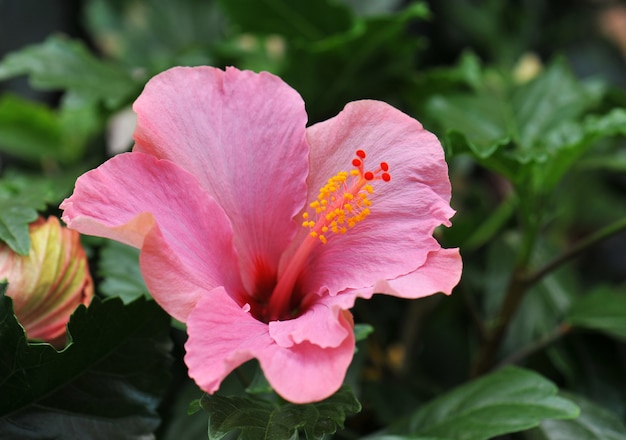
132,66,309,294
289,100,457,297
258,310,354,404
185,288,266,394
268,294,351,349
185,287,355,404
60,152,243,321
356,247,463,300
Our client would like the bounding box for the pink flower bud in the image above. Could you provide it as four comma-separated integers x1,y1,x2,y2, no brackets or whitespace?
1,216,93,347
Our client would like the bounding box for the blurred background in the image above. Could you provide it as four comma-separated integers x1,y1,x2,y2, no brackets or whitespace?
1,1,625,438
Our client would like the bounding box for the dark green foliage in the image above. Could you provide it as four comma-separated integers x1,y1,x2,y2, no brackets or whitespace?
217,0,353,43
0,35,138,109
98,239,150,303
535,392,626,439
384,367,578,440
201,387,361,440
0,292,172,438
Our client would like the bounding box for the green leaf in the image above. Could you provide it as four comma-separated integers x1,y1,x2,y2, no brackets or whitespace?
0,94,62,163
510,59,594,154
0,173,64,255
0,94,94,165
0,294,172,437
565,287,626,341
0,199,38,255
536,392,626,439
98,239,150,303
388,366,578,440
201,387,361,440
0,35,138,108
217,0,353,42
354,323,374,342
538,108,626,189
426,93,511,158
425,58,608,189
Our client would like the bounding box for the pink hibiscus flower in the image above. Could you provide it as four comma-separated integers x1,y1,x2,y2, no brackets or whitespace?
60,66,462,403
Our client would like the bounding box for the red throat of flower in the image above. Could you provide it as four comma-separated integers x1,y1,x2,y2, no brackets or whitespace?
266,150,391,321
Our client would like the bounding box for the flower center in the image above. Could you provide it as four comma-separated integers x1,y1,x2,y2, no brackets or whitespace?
266,150,390,321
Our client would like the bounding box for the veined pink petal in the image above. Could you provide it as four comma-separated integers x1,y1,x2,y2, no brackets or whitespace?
185,287,355,404
60,153,243,321
269,249,461,348
283,100,456,299
268,294,351,348
258,310,354,403
185,288,265,394
353,247,463,300
132,66,309,295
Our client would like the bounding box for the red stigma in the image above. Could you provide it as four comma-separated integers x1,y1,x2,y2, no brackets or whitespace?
351,150,391,182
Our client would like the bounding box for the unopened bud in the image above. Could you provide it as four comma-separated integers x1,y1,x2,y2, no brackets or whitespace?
1,216,93,347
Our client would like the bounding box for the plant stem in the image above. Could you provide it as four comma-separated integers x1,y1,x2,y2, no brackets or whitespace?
523,216,626,287
471,195,540,377
497,323,571,368
471,216,626,377
471,266,530,377
461,284,489,342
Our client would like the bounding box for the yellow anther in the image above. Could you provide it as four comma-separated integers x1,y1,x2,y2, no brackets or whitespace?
300,157,387,244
